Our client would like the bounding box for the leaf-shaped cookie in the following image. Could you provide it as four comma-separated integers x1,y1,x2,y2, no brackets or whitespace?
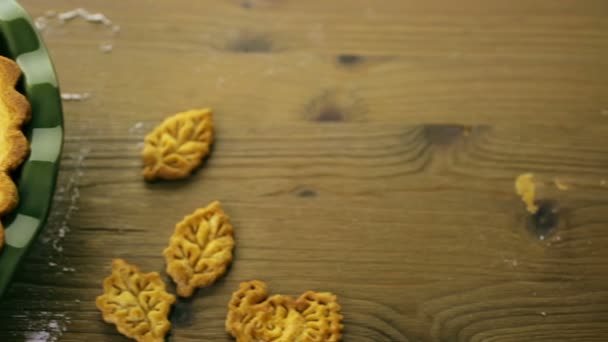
226,280,344,342
142,108,213,181
163,201,235,297
96,259,176,342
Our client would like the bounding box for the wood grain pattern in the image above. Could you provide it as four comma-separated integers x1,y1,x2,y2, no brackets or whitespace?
1,0,608,341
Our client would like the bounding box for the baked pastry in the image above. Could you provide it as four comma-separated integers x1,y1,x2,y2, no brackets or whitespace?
96,259,176,342
515,173,538,214
0,56,31,251
0,222,4,250
142,108,213,181
226,280,344,341
163,201,235,297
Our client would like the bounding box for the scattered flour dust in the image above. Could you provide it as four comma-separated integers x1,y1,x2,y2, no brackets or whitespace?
39,7,121,100
40,7,120,102
34,7,120,58
41,147,90,266
25,149,90,340
23,312,71,342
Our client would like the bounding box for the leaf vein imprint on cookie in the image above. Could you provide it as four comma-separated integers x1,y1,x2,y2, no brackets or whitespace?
95,259,176,342
163,201,235,297
141,108,214,181
226,280,344,342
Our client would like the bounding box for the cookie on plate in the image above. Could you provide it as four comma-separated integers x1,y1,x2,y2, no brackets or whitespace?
0,56,32,251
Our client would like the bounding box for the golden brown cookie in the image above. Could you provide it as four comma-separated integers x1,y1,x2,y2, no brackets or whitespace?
226,280,344,342
0,56,30,171
0,172,18,216
96,259,176,342
163,201,235,297
0,56,31,227
142,108,213,181
0,222,4,252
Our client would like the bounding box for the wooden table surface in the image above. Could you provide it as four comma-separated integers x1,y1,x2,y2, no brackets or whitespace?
1,0,608,341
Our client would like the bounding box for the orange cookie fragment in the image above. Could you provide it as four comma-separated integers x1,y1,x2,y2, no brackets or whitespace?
96,259,176,342
142,108,213,181
0,56,31,251
515,173,539,214
226,280,344,342
163,201,235,297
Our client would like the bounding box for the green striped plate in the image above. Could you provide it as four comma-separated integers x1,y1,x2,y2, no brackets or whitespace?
0,0,63,298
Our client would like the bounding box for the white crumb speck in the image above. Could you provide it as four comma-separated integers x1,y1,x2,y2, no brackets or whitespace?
48,262,57,267
25,331,51,342
83,12,112,25
99,42,113,53
540,311,547,316
51,8,118,52
129,122,145,135
61,92,91,101
216,77,226,88
539,235,545,241
58,8,81,22
34,17,48,31
75,299,80,303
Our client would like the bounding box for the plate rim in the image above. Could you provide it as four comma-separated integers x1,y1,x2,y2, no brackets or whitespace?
0,0,64,299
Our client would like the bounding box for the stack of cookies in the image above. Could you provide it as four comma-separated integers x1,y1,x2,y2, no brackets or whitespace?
0,56,31,252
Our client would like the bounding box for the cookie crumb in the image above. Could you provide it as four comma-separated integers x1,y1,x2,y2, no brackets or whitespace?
554,178,569,191
61,92,91,101
515,173,539,214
